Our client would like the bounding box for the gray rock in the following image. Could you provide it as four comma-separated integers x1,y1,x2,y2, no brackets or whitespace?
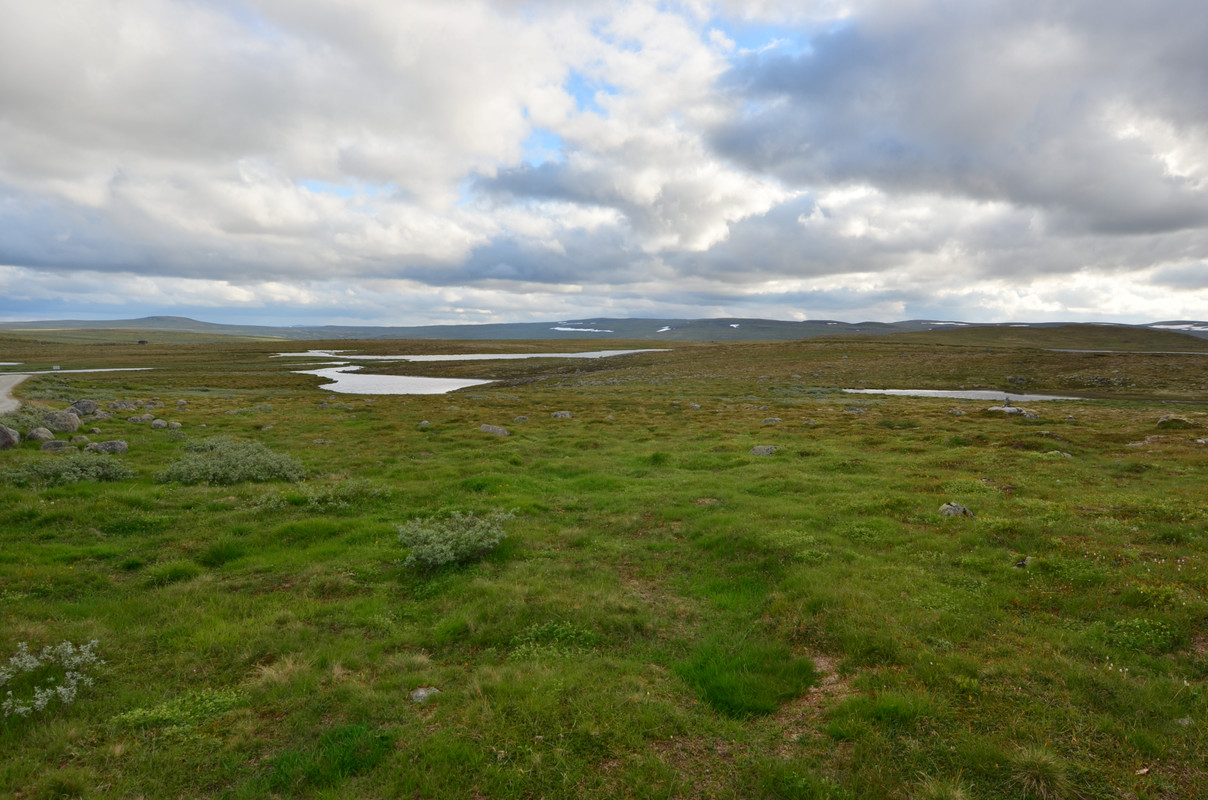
70,435,90,444
480,424,510,437
69,399,99,416
88,427,102,434
843,407,867,414
127,416,144,423
84,440,128,454
1045,450,1073,458
688,403,701,409
27,427,55,442
512,416,529,423
42,410,81,433
1015,556,1033,569
551,410,573,419
988,405,1025,415
176,399,188,405
749,445,778,456
317,402,329,409
948,409,968,416
409,687,440,704
417,420,431,428
0,425,19,450
109,401,137,411
151,419,168,429
939,502,974,518
40,441,76,452
762,417,782,424
168,422,182,430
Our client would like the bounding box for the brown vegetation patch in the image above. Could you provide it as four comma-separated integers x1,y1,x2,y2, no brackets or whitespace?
770,650,853,757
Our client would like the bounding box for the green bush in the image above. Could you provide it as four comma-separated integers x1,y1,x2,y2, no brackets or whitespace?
396,509,514,569
158,437,304,485
0,453,134,487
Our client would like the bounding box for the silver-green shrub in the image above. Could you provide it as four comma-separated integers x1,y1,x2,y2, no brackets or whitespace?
1,640,104,718
0,453,134,487
158,436,304,485
397,509,514,569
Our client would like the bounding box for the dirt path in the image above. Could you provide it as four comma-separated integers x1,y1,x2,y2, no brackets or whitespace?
0,373,30,413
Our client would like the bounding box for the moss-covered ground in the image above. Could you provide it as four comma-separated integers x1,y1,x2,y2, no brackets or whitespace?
1,329,1206,799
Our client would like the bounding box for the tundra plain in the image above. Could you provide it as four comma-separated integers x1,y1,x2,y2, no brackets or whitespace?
1,326,1206,799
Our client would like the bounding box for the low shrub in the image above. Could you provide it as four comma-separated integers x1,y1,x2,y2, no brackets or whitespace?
158,437,304,485
1,640,104,718
0,453,135,487
396,509,514,569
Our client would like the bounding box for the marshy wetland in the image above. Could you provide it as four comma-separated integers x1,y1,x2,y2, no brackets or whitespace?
1,326,1207,799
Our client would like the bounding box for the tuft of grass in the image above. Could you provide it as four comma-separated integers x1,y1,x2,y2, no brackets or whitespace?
675,636,815,717
157,436,304,485
1009,746,1073,800
263,723,393,792
913,775,971,800
144,560,202,586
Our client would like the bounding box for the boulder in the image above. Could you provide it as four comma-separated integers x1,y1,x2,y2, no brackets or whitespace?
69,399,99,416
551,411,573,419
42,410,81,433
939,502,974,518
762,417,782,424
749,445,778,456
27,427,55,443
151,419,168,429
0,425,19,450
480,424,510,437
988,405,1025,415
40,441,76,452
84,440,128,454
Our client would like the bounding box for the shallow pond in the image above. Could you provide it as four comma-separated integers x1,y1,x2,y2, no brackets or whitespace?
286,348,665,395
842,388,1081,401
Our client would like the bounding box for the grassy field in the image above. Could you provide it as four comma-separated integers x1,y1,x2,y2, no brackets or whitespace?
1,329,1206,799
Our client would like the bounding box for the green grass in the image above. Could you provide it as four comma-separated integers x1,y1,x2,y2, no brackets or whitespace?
1,335,1206,797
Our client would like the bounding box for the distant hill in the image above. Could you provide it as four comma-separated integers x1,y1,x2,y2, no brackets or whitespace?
1,315,1207,347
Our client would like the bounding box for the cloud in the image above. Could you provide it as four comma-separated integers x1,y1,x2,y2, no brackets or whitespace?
0,0,1206,325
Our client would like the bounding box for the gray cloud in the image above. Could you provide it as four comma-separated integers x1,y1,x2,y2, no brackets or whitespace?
0,1,1206,325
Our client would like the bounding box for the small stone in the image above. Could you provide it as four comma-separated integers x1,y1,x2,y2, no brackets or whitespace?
410,687,440,704
688,403,701,409
0,425,19,450
317,402,329,409
843,407,867,414
168,422,182,429
939,502,974,518
69,399,99,416
551,411,573,419
480,424,510,437
27,427,55,442
512,416,529,423
1014,556,1033,569
151,419,168,429
1045,450,1073,458
176,399,188,405
70,435,90,444
948,409,968,416
762,417,781,424
42,410,81,433
1175,716,1193,727
88,427,102,434
749,445,778,456
417,420,431,428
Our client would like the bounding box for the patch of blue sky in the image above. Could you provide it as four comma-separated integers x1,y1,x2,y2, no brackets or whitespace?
521,128,565,166
564,70,617,115
298,180,396,199
708,18,809,57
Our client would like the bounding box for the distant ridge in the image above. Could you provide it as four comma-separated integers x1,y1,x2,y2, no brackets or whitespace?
2,315,1207,344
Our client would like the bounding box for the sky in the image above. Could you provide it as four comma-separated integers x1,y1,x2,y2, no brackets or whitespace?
1,0,1206,327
